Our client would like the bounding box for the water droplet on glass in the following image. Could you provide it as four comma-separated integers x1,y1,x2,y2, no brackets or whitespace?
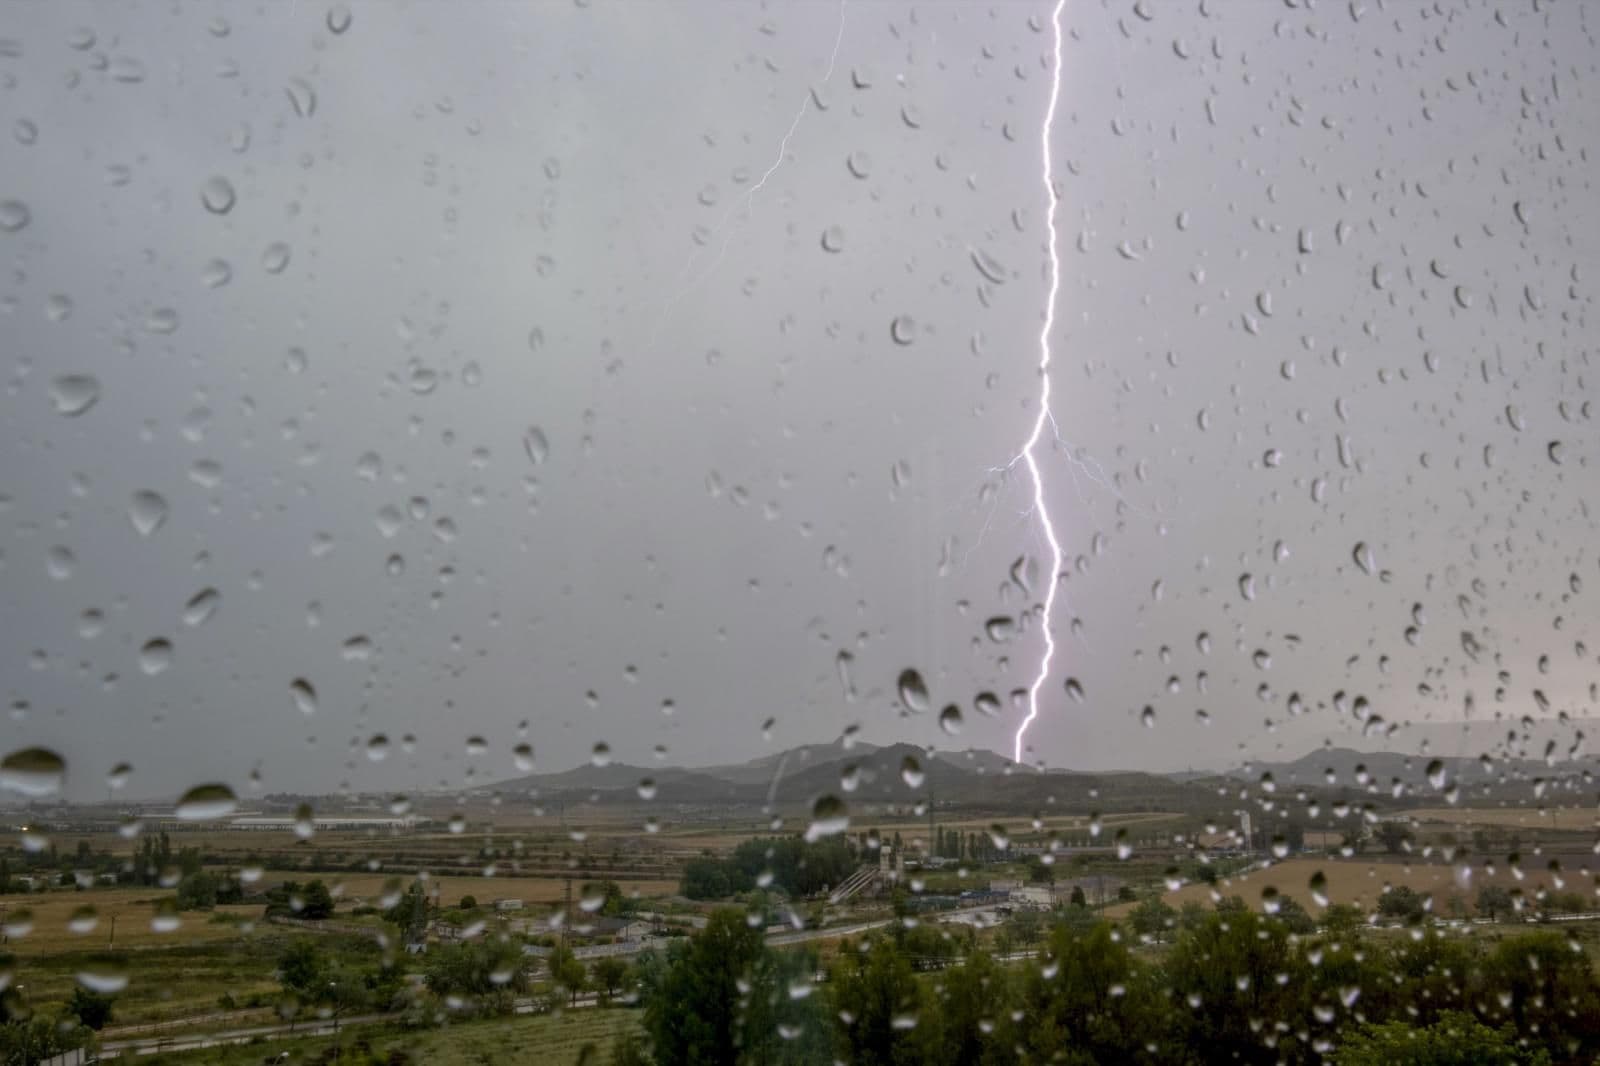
846,151,871,179
175,782,238,821
128,490,168,536
0,747,66,797
804,794,849,842
591,742,611,768
820,225,845,253
261,242,292,273
326,5,352,33
285,78,317,118
523,427,549,465
290,677,318,715
139,638,173,675
938,705,963,735
974,691,1001,718
183,587,220,627
201,259,232,287
49,374,101,416
47,545,76,580
0,200,31,232
200,176,236,215
897,669,930,712
900,755,924,789
1352,541,1375,576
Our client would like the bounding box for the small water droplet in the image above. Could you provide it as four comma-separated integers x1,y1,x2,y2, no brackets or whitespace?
49,374,101,416
290,677,318,715
139,638,173,675
889,315,917,345
128,490,168,536
523,427,549,465
200,176,236,215
0,200,31,233
938,705,963,735
261,242,292,273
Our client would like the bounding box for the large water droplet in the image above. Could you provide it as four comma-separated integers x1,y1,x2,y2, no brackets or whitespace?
804,794,850,842
897,669,930,712
0,747,66,796
900,755,925,789
889,315,918,345
326,5,352,34
175,782,238,820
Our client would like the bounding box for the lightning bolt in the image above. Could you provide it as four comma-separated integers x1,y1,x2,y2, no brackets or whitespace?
1012,0,1067,765
650,1,848,344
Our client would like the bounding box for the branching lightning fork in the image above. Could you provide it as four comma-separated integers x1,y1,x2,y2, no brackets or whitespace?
1011,0,1067,765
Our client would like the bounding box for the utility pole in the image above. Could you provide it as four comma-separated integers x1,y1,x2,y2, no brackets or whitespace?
561,877,572,949
108,914,116,949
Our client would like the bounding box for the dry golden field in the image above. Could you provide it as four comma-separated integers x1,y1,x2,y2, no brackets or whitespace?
1109,856,1593,917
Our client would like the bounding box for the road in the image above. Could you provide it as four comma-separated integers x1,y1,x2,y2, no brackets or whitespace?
98,995,602,1059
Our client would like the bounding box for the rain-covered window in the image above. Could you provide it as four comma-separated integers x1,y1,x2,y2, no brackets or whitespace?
2,2,1597,1063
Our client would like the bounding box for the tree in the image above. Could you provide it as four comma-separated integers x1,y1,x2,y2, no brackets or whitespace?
1011,919,1158,1063
1376,885,1427,924
300,880,335,920
423,938,529,1013
68,986,115,1030
593,957,630,1004
1338,1011,1550,1066
1375,820,1414,855
1476,885,1514,922
644,908,824,1066
548,944,587,1006
1323,902,1366,936
831,936,922,1065
278,939,327,1001
1128,898,1176,943
385,882,430,943
1269,895,1316,935
1024,856,1054,884
1011,907,1045,947
1165,905,1307,1064
1069,885,1087,908
681,856,732,901
459,894,478,911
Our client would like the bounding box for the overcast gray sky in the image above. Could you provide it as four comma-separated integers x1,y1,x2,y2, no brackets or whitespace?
2,0,1596,802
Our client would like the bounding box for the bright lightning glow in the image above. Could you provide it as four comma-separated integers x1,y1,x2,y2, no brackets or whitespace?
1012,0,1067,765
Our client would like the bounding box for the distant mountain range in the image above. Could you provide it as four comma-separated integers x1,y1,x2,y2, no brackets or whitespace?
487,739,1227,815
482,713,1600,815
